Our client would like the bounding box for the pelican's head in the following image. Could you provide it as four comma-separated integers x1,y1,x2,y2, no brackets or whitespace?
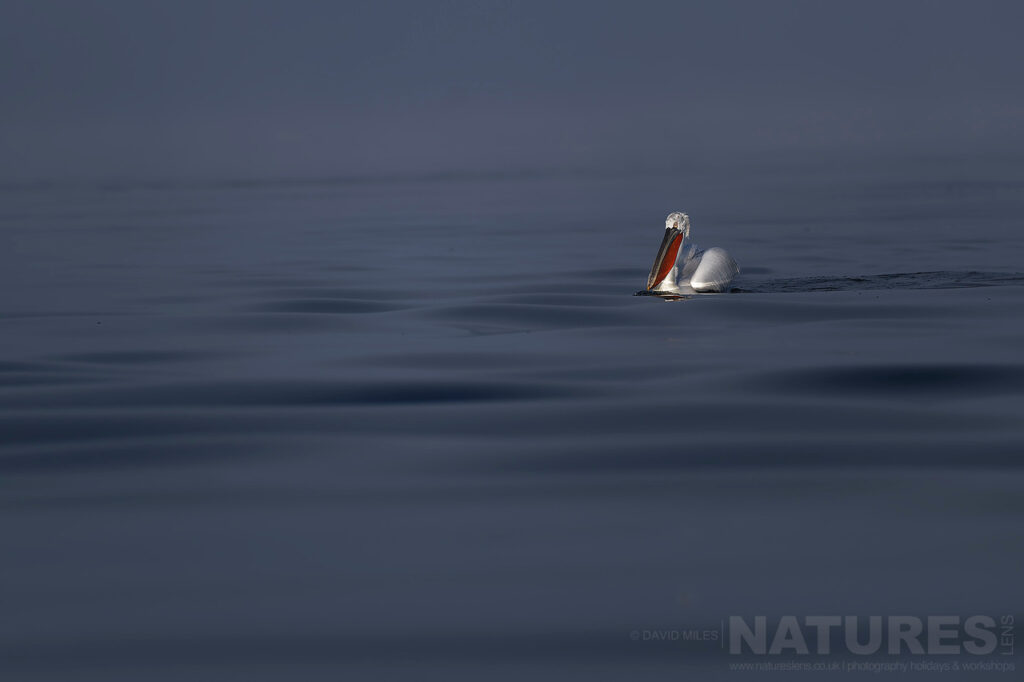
664,211,691,239
646,212,691,290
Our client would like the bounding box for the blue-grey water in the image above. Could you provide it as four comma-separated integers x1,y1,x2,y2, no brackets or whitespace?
2,156,1023,680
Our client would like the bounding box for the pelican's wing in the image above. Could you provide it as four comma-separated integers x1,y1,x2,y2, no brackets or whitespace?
689,247,739,292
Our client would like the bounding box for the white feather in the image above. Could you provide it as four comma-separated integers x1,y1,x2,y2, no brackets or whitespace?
687,247,739,293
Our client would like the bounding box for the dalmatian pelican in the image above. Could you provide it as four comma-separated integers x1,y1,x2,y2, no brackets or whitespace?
646,212,739,293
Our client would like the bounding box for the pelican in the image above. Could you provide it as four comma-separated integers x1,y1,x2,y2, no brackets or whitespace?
646,212,739,293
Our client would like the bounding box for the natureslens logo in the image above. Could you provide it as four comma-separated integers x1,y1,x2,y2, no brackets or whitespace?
727,615,1014,657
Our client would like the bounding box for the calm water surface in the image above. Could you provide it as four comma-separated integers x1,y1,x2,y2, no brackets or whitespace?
2,157,1023,680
